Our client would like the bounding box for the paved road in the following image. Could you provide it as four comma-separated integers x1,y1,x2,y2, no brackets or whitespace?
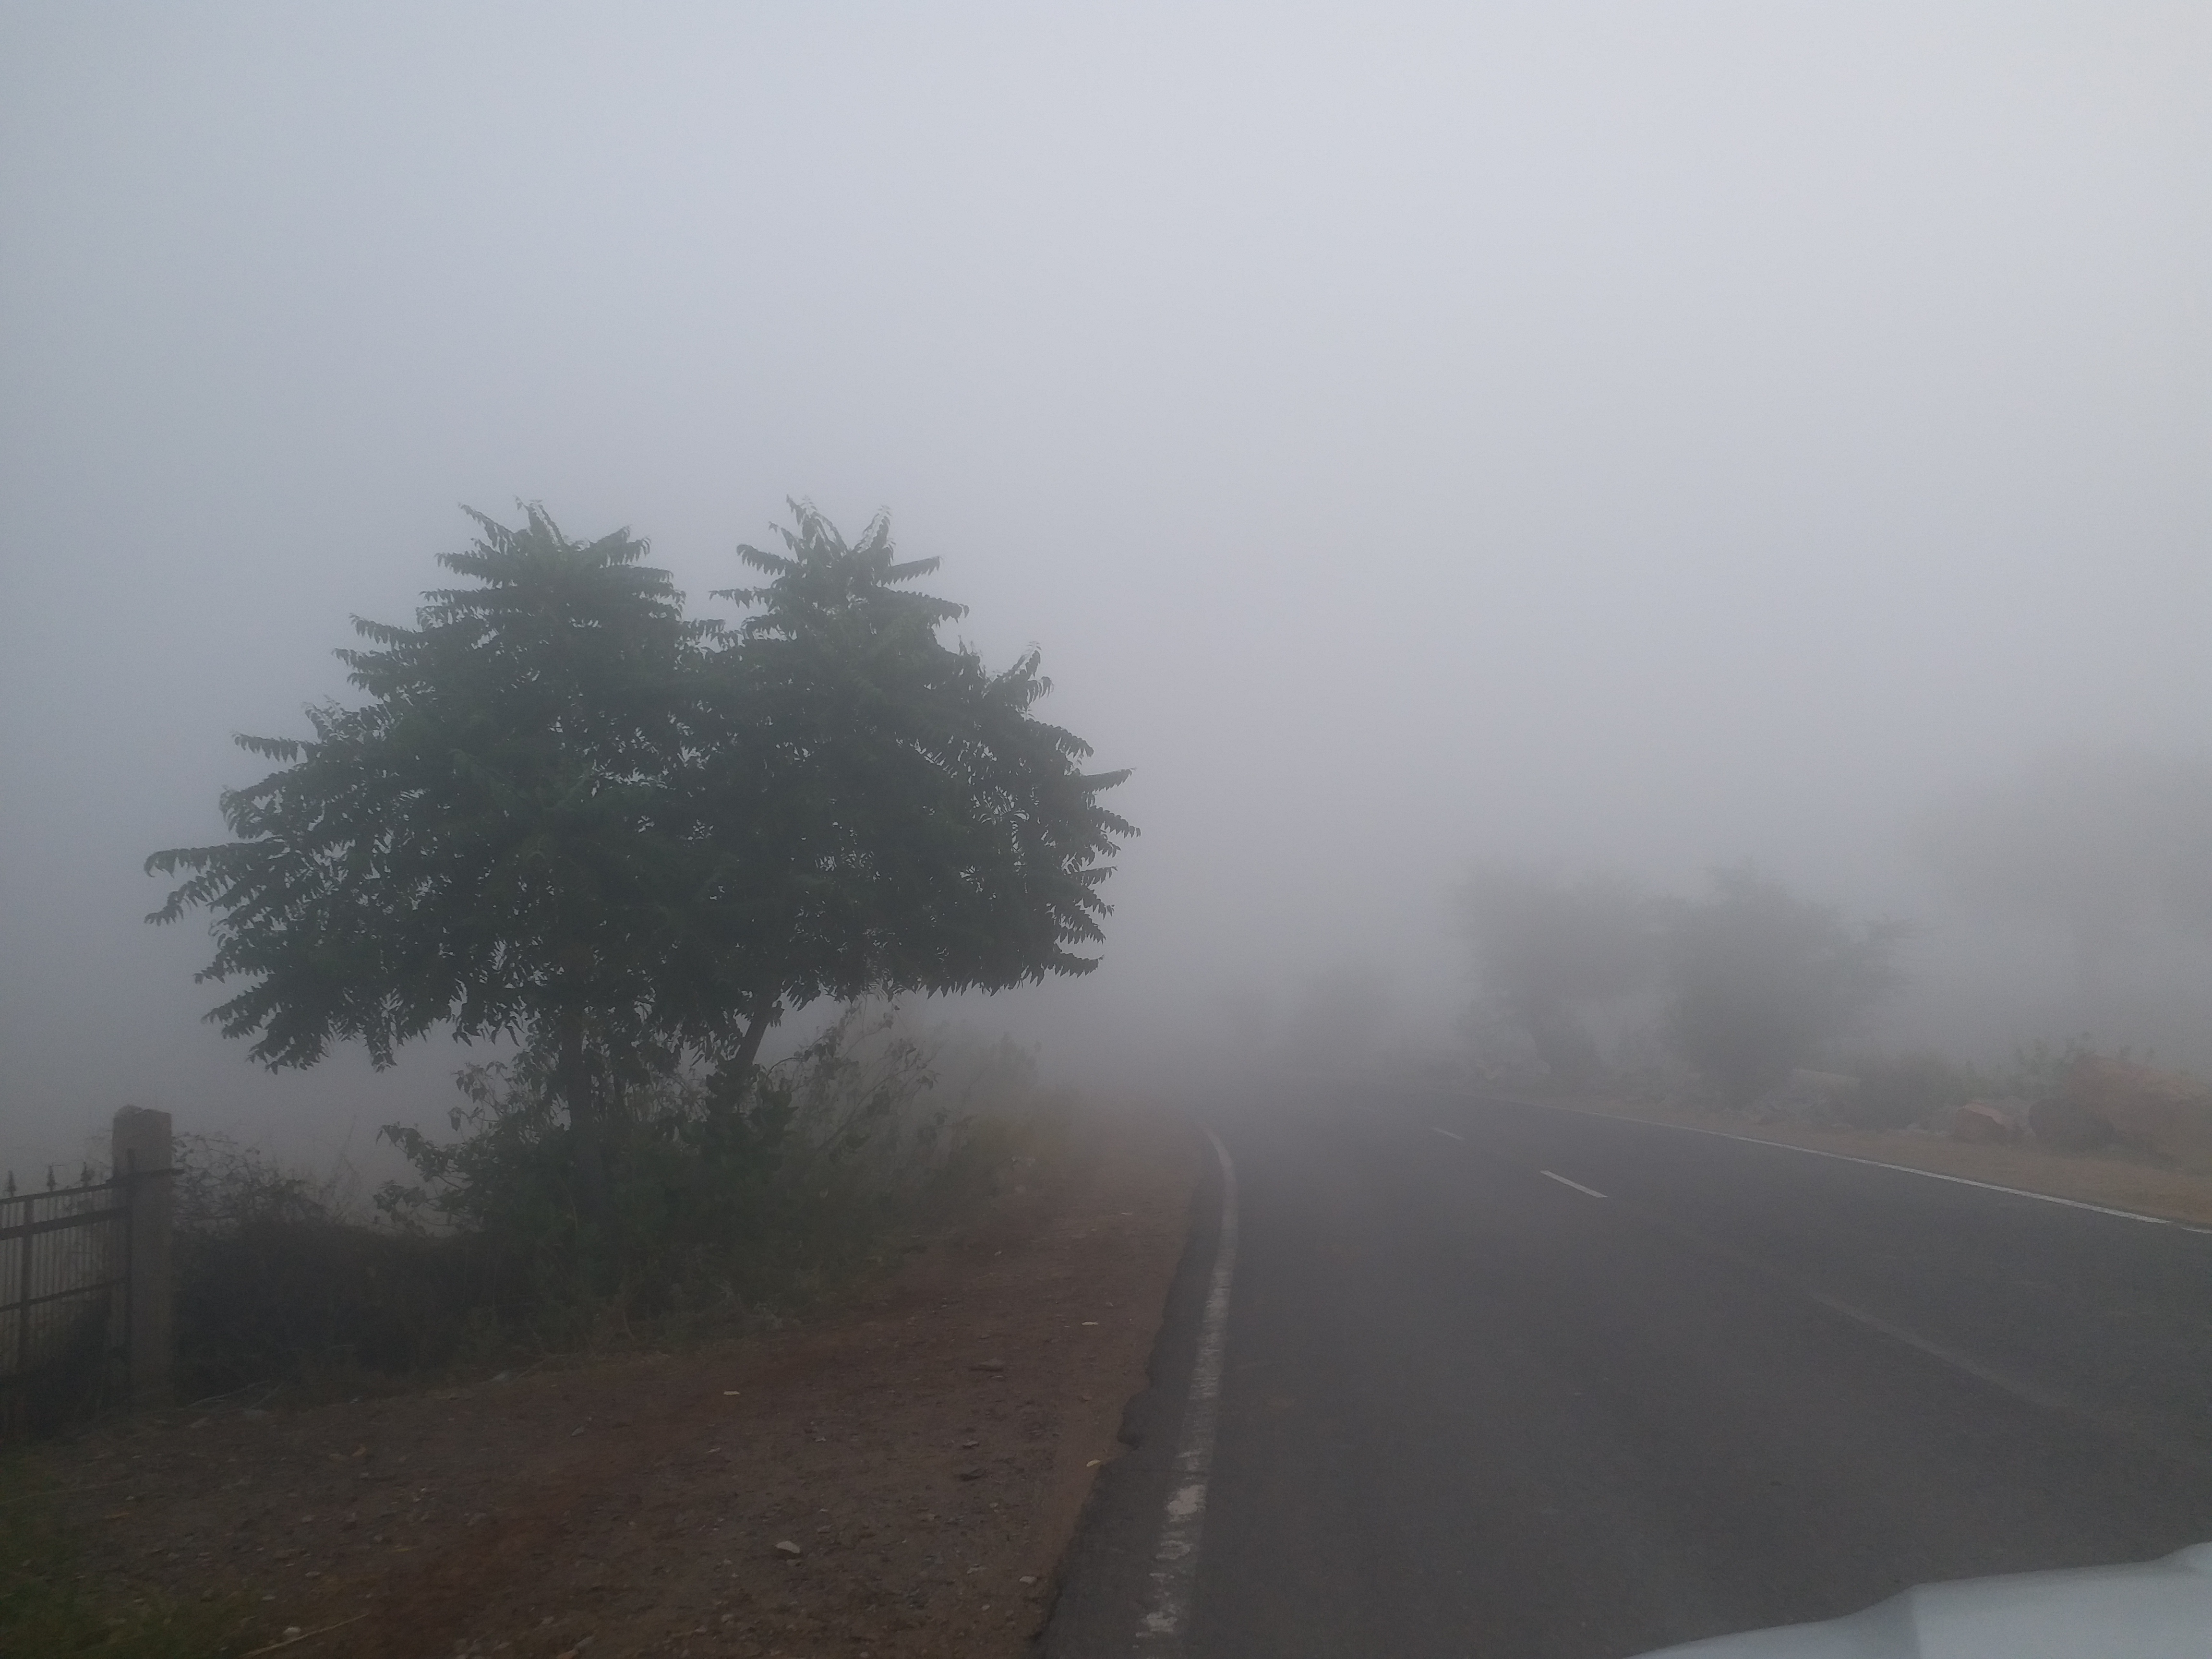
1043,1088,2212,1658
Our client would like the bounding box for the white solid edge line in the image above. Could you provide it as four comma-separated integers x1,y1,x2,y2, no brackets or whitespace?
1519,1098,2212,1234
1432,1126,1465,1141
1540,1169,1606,1199
1135,1127,1238,1647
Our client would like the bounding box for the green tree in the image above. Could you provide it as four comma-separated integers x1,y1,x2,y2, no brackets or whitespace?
1454,866,1659,1086
681,504,1135,1080
1660,865,1906,1107
147,507,706,1216
148,502,1132,1225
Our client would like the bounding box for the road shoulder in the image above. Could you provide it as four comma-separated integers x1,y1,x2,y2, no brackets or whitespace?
25,1104,1202,1659
1529,1092,2212,1226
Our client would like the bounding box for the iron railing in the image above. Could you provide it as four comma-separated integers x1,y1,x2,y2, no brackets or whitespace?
0,1166,133,1398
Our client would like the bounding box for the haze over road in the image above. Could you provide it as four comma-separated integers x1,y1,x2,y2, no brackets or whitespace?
1047,1092,2212,1658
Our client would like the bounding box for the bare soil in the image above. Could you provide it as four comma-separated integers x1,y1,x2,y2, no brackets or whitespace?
29,1107,1200,1659
1553,1093,2212,1226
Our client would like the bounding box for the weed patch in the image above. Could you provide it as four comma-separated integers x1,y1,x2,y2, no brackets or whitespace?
0,1459,264,1658
165,1005,1059,1404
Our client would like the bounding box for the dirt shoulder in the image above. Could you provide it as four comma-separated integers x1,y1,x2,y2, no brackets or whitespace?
27,1105,1201,1659
1537,1092,2212,1226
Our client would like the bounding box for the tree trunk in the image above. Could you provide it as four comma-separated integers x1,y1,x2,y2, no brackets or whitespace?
727,994,782,1094
558,1013,613,1227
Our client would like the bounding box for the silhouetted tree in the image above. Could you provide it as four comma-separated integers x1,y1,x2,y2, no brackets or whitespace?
1660,865,1905,1108
148,503,1133,1223
1454,866,1659,1086
683,503,1136,1080
148,508,706,1218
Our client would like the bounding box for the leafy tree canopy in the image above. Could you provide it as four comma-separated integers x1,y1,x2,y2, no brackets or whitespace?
687,505,1134,1071
146,507,707,1076
148,501,1133,1208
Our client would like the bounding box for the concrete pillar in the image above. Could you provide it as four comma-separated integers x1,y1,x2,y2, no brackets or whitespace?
110,1106,173,1406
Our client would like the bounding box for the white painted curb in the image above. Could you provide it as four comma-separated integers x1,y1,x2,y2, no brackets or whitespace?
1135,1128,1238,1649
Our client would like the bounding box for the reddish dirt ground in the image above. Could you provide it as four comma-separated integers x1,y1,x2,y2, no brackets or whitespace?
34,1108,1200,1659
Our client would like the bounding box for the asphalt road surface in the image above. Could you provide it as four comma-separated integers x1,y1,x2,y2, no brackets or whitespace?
1042,1088,2212,1659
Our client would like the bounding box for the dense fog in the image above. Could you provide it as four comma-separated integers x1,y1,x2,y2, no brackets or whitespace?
4,4,2208,1178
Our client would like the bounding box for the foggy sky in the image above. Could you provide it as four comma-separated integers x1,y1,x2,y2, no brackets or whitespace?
4,3,2208,1176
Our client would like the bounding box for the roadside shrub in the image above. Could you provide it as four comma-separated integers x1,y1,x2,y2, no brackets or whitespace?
164,1004,1045,1399
1836,1053,1984,1130
172,1136,486,1399
2000,1035,2114,1101
375,1003,1002,1311
2028,1047,2212,1168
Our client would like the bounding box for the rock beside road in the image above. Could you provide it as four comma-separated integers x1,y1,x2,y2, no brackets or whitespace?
1950,1101,2020,1144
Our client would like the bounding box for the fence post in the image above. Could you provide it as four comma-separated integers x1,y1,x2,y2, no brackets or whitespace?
111,1107,173,1406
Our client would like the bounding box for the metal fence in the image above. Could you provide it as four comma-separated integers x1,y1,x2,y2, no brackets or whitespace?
0,1166,136,1432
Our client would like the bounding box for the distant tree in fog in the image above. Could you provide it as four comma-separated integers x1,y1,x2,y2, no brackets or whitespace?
1453,867,1659,1086
146,503,1132,1223
1660,866,1906,1108
1917,749,2212,998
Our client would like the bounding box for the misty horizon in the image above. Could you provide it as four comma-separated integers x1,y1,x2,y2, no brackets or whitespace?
4,4,2209,1178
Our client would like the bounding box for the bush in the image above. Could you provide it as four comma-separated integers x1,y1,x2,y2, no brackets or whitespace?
167,1004,1043,1400
172,1136,487,1400
378,1004,1001,1302
1836,1053,1984,1130
2000,1034,2113,1101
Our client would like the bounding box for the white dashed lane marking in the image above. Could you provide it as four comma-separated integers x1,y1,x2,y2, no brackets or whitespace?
1540,1169,1606,1199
